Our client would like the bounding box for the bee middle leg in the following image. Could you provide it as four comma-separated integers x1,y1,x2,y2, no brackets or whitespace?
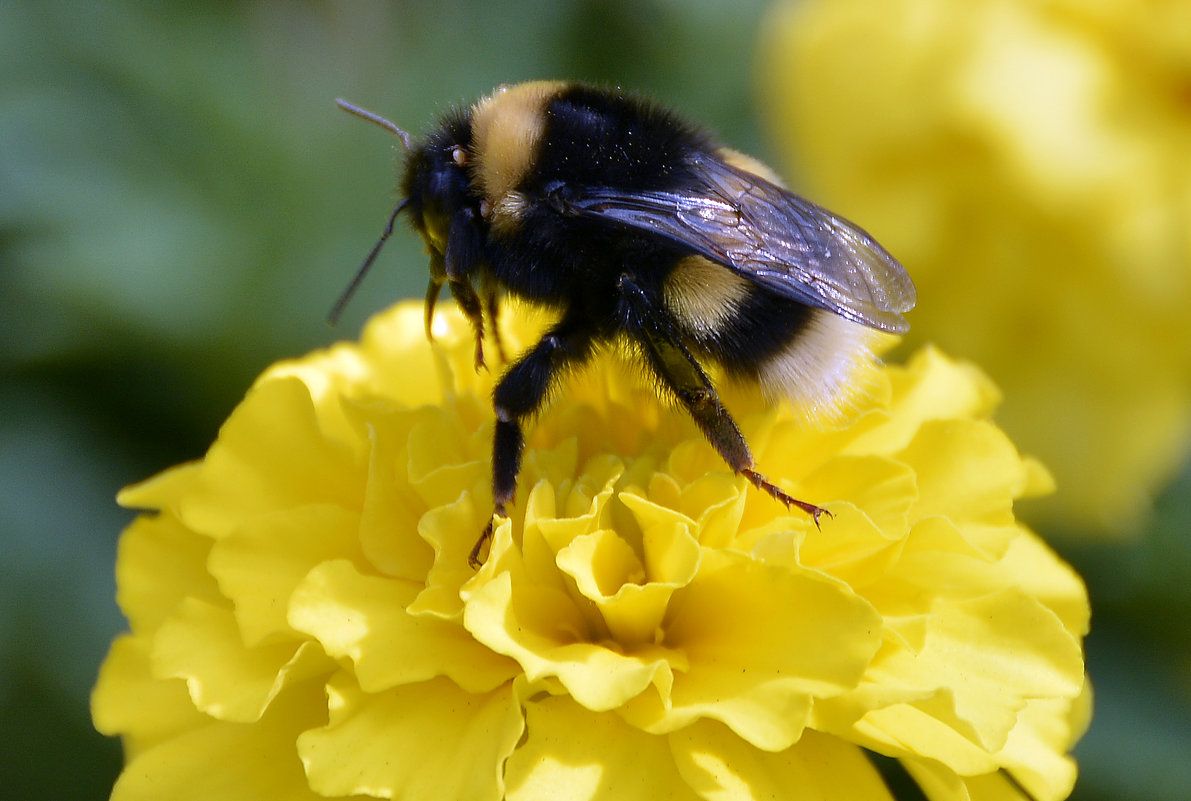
470,314,593,567
617,275,829,525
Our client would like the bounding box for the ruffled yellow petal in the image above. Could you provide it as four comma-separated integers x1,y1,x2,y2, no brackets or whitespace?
412,481,500,617
297,673,522,801
621,549,882,751
289,558,518,693
464,565,675,712
993,696,1082,801
848,347,1003,458
110,680,330,801
504,696,702,801
92,634,209,758
900,420,1030,529
178,377,366,539
207,504,365,646
905,755,1074,801
353,406,436,581
113,511,222,635
152,598,332,723
796,455,917,539
854,590,1083,754
116,462,200,514
671,723,894,801
556,529,667,645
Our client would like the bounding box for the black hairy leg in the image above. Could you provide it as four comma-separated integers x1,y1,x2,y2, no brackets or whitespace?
484,288,506,364
617,274,829,526
445,207,488,370
470,314,595,567
741,468,831,527
424,277,445,340
448,278,486,371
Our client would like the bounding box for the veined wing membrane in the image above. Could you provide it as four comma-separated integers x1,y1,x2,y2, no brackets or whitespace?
556,154,916,333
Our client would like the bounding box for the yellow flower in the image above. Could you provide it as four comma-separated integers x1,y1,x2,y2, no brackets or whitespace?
758,0,1191,535
94,301,1089,801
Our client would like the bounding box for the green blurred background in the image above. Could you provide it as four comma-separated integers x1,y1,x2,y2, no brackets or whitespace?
1,1,1188,799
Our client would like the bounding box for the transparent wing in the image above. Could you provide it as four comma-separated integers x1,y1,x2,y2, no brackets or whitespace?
556,153,916,333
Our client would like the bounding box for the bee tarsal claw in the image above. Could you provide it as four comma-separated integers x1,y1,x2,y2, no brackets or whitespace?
741,467,829,526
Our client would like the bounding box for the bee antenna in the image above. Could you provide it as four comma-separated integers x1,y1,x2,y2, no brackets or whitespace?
335,98,412,153
327,198,411,326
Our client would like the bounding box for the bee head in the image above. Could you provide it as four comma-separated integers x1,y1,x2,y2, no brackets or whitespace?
403,114,476,258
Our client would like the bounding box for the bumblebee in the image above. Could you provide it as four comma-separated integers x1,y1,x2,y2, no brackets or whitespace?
335,81,916,565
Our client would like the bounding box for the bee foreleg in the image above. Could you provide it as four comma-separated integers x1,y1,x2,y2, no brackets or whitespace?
484,286,506,364
448,279,486,371
445,208,487,371
423,276,445,340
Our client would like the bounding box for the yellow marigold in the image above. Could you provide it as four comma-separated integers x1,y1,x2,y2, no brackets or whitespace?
757,0,1191,535
94,301,1089,801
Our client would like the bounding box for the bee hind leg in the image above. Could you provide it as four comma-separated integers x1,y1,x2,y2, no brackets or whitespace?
741,468,831,527
618,274,829,525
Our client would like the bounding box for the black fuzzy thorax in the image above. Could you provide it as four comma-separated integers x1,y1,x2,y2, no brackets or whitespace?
485,86,721,332
482,86,815,369
531,85,716,191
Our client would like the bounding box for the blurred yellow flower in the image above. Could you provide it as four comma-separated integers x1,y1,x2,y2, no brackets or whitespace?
94,301,1088,801
758,0,1191,535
